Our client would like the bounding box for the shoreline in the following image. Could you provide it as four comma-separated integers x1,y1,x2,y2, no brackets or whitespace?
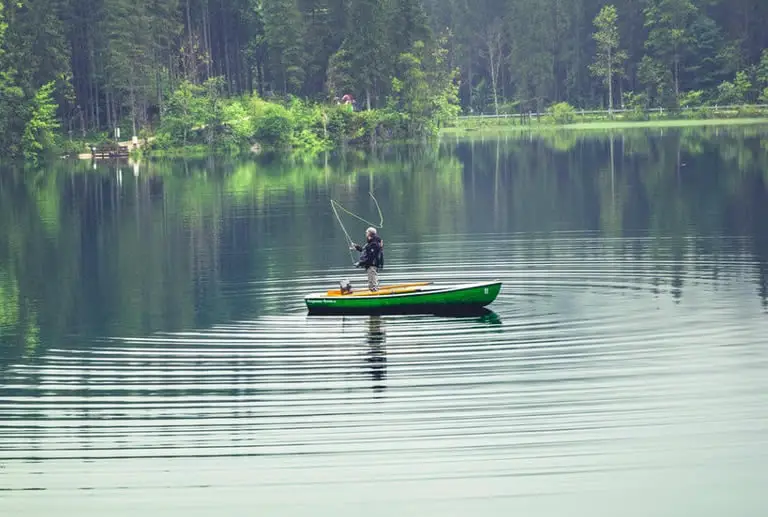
440,117,768,136
71,117,768,161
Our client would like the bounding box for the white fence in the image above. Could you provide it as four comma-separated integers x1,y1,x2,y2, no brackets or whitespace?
456,104,768,121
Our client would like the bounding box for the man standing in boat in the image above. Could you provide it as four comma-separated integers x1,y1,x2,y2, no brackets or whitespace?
351,227,384,291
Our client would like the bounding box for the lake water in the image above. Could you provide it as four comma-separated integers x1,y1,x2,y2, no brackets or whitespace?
2,125,768,516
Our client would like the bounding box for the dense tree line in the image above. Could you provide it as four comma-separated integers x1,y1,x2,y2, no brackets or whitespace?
1,0,767,158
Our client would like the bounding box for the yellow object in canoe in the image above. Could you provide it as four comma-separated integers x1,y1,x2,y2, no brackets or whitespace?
325,282,431,297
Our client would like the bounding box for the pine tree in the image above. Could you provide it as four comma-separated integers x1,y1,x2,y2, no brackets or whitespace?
103,0,156,136
262,0,305,94
0,2,25,154
391,0,431,56
589,5,627,113
643,0,698,101
340,0,390,109
22,81,61,164
508,0,557,111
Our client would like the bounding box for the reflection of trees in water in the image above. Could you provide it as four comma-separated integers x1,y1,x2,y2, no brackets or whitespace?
1,126,768,370
747,182,768,310
0,148,463,367
366,316,387,394
449,126,768,306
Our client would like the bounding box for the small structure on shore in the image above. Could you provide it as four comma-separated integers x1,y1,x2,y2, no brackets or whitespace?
88,143,130,160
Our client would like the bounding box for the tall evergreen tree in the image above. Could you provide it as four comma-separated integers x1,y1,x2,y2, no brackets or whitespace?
481,19,504,115
103,0,156,135
508,0,557,111
643,0,698,100
22,81,60,164
0,2,26,154
589,5,627,113
262,0,305,94
391,0,431,56
338,0,390,109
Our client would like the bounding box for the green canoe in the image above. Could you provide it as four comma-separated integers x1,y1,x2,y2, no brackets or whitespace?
305,281,502,315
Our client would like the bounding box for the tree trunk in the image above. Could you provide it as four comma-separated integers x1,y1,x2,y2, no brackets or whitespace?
246,60,253,95
234,23,242,94
501,56,506,103
202,2,212,80
207,0,214,79
91,56,100,131
608,47,613,115
130,78,137,138
168,40,176,93
619,77,624,109
488,41,499,116
221,0,231,91
486,23,502,116
674,54,680,101
257,63,264,97
186,0,194,58
183,102,188,147
467,53,472,110
106,89,112,130
112,96,119,134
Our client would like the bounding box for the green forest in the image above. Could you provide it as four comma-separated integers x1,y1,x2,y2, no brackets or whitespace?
1,0,767,161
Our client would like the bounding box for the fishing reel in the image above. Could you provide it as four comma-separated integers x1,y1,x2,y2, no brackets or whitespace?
339,279,353,295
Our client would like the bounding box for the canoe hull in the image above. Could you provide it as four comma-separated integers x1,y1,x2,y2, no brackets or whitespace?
305,281,501,315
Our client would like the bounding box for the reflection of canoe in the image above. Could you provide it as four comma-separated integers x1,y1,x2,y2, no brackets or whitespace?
305,281,502,315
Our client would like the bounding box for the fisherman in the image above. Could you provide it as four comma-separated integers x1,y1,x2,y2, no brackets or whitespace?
351,227,384,291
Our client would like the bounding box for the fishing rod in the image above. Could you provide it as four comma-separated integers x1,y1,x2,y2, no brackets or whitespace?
331,192,384,264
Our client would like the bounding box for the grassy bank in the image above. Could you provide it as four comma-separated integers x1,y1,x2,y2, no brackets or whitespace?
441,116,768,137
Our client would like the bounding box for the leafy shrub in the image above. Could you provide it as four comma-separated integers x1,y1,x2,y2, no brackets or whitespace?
547,102,576,124
221,100,254,144
326,105,355,142
253,103,294,147
60,139,88,157
22,82,60,164
736,105,767,118
621,91,650,121
148,130,173,151
291,128,331,154
716,81,739,105
679,90,705,108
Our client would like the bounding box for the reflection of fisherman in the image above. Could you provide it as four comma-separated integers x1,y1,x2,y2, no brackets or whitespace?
350,227,384,291
366,316,386,392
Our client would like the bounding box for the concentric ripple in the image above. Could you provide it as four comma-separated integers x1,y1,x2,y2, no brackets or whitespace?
2,233,767,516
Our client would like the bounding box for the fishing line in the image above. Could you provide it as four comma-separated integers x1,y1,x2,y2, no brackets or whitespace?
331,199,357,264
330,193,383,228
331,192,384,264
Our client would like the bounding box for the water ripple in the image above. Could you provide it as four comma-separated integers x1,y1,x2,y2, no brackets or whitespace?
2,234,767,516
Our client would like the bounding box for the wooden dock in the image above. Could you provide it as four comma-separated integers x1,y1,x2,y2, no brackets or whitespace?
90,143,130,159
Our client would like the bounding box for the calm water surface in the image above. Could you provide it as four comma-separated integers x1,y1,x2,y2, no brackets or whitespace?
1,126,768,516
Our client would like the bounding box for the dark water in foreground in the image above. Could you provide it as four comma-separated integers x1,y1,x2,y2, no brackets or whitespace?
2,126,768,516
